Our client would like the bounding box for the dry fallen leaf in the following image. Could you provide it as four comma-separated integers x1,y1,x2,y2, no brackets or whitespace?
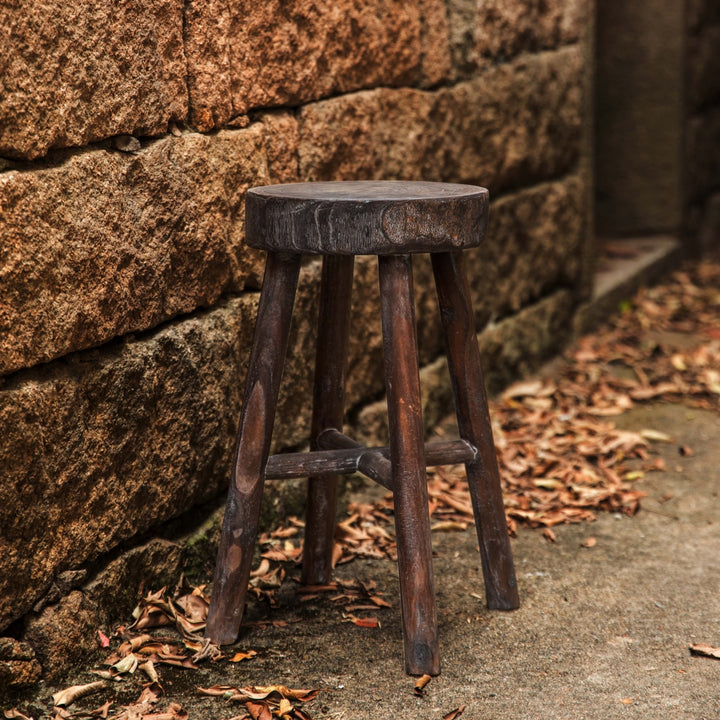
246,701,272,720
414,674,432,696
230,650,258,663
503,379,545,399
141,702,187,720
198,685,319,703
344,614,379,628
443,705,466,720
543,528,557,543
198,685,318,720
52,681,107,708
82,700,112,718
640,428,673,443
139,659,160,684
689,643,720,659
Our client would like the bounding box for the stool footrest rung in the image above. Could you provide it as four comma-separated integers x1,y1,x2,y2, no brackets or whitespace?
316,429,393,488
263,430,476,490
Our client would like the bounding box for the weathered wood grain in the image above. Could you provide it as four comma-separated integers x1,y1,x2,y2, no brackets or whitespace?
432,251,519,610
205,252,301,645
245,181,488,255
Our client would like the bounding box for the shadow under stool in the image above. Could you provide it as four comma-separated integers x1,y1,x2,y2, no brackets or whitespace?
205,180,519,676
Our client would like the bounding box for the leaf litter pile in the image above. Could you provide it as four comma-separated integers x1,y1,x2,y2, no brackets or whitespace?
341,261,720,543
11,261,720,720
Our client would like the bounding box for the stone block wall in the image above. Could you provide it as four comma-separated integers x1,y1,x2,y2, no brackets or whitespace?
686,0,720,252
0,0,594,681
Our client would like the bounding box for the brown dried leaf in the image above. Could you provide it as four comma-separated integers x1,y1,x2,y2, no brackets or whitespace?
370,595,393,609
503,379,545,399
174,593,208,624
245,701,272,720
271,526,299,539
136,660,159,685
543,528,557,543
84,700,112,718
296,583,339,594
261,549,293,563
52,681,107,708
346,615,379,628
430,521,468,532
414,674,432,697
689,643,720,659
198,686,319,703
250,559,271,578
640,429,673,443
230,651,258,663
443,705,466,720
197,685,237,698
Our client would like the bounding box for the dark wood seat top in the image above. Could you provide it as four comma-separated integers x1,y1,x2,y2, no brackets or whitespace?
245,181,489,255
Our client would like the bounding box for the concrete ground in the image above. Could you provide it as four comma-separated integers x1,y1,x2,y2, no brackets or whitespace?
19,398,716,720
191,401,719,720
11,389,720,720
6,245,720,719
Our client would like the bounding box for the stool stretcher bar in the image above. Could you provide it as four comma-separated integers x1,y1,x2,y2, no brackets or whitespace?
263,432,477,489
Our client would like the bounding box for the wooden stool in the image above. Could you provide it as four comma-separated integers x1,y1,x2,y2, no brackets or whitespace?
205,181,519,676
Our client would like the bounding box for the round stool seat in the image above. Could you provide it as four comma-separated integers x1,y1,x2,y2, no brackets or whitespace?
245,180,489,255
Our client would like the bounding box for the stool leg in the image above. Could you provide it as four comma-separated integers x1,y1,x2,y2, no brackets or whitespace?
205,251,302,645
431,251,519,610
302,255,355,585
379,254,440,676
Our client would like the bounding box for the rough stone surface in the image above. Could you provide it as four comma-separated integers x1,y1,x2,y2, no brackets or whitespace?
686,24,720,111
0,0,187,160
418,0,453,86
298,46,583,194
22,539,183,682
298,86,434,182
0,638,42,689
474,0,584,62
0,122,283,376
447,0,585,78
258,111,301,186
356,288,576,445
475,289,576,390
185,0,425,131
466,174,586,323
0,299,257,631
21,592,100,685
